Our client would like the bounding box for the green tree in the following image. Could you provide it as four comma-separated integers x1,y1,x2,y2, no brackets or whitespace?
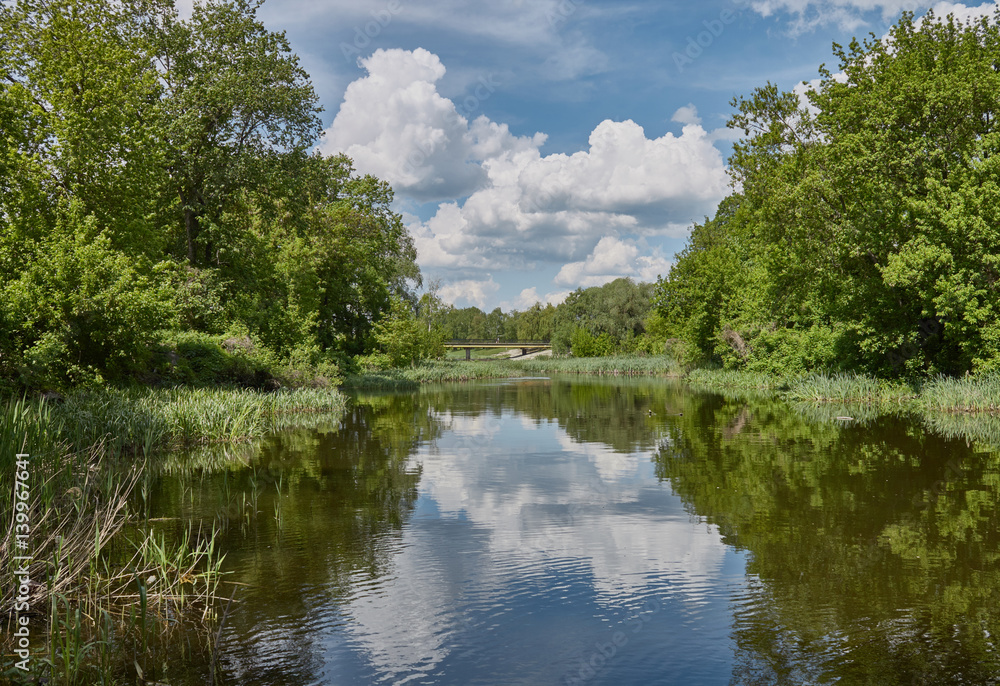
0,0,424,388
515,302,556,341
4,203,169,389
0,0,166,252
0,0,171,387
661,9,1000,376
361,297,443,370
145,0,322,266
552,278,654,354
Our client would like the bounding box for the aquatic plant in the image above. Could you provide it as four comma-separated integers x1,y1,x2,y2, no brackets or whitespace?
784,373,917,404
918,374,1000,413
343,356,683,388
685,368,788,392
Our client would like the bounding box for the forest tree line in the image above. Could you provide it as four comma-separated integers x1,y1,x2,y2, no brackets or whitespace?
0,0,421,390
417,277,668,358
654,10,1000,377
6,3,985,390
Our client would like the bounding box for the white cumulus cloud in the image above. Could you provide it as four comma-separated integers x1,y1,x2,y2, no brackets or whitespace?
747,0,997,33
671,103,702,127
321,48,529,200
438,277,501,310
922,1,998,24
554,236,672,288
324,48,729,300
502,287,571,311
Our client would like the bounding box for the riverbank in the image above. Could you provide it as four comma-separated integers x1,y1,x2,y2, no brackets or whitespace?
686,368,1000,414
346,359,1000,416
0,386,348,683
4,361,997,680
343,355,684,389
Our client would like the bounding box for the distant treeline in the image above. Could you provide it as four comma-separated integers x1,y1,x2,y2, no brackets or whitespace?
655,10,1000,377
423,278,668,357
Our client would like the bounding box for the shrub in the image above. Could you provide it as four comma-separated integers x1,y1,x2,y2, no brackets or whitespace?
3,207,169,390
151,331,271,387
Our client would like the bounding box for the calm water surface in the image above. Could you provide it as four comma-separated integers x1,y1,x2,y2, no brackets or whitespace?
148,377,1000,685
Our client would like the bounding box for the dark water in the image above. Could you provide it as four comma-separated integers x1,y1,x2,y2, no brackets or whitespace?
148,377,1000,685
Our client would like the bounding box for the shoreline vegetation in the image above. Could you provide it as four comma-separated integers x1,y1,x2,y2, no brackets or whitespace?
342,355,686,389
685,367,1000,415
0,387,348,683
345,356,1000,417
3,1,1000,681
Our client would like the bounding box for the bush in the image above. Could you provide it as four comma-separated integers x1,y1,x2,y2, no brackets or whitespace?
151,331,272,387
713,324,844,376
3,206,169,390
361,297,444,369
570,328,614,357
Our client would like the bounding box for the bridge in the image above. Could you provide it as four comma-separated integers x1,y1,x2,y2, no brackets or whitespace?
444,340,552,360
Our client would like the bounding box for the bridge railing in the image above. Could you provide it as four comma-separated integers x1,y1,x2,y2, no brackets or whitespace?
444,339,551,346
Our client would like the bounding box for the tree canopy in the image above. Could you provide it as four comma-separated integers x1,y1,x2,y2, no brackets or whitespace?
430,277,665,357
656,10,1000,376
0,0,420,389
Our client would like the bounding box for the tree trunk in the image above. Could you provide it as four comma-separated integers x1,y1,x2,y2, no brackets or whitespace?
184,206,198,263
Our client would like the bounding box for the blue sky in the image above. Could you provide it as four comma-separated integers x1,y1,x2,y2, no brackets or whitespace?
183,0,996,311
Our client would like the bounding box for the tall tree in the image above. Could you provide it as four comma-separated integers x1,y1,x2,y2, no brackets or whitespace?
145,0,322,265
0,0,166,251
661,9,1000,375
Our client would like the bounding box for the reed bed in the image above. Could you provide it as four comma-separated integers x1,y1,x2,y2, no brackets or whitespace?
24,522,228,685
785,373,918,404
52,386,349,455
684,368,788,391
343,356,683,389
523,355,683,376
788,400,894,426
684,369,1000,414
918,374,1000,413
1,387,348,682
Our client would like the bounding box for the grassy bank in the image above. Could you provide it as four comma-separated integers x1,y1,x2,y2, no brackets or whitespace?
343,355,683,389
54,386,349,456
347,356,999,418
1,386,347,683
683,368,1000,414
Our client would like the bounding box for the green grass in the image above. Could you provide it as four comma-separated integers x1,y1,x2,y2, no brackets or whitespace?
785,373,918,404
524,355,683,376
443,347,511,360
918,374,1000,413
343,355,683,389
52,386,349,456
684,367,1000,423
0,386,349,682
684,368,788,391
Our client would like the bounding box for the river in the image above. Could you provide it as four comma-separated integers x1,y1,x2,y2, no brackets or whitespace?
147,376,1000,685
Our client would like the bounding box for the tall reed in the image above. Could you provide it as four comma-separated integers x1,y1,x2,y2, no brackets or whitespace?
52,386,349,455
918,374,1000,413
785,373,917,404
344,356,683,388
1,386,348,681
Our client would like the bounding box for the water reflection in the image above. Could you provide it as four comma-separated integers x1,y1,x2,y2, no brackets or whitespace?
149,405,427,684
146,377,1000,685
655,394,1000,685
